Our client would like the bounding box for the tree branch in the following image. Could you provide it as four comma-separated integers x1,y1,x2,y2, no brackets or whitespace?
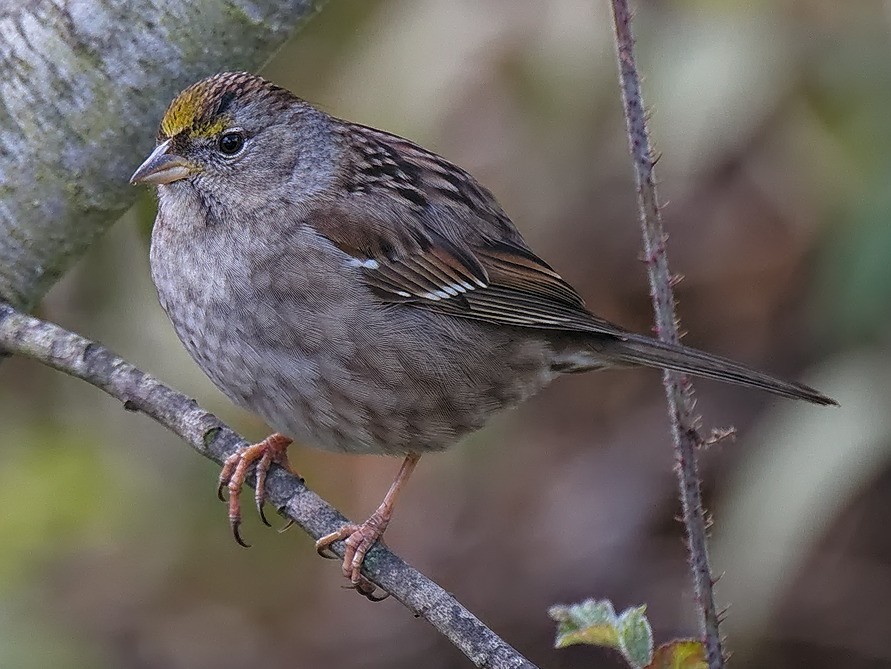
0,301,538,669
609,3,725,667
0,0,323,311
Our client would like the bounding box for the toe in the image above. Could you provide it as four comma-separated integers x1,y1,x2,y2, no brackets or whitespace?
215,434,295,547
315,525,357,559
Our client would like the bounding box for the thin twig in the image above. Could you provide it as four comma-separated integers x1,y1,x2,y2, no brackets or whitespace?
0,302,538,669
608,3,725,667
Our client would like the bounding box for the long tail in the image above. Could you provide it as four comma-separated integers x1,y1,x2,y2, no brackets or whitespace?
592,333,837,406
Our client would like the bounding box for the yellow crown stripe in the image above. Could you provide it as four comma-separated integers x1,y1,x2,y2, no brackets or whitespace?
160,87,229,138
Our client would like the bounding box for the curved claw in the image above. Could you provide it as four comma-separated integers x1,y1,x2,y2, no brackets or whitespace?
256,497,271,527
231,518,251,548
315,453,416,601
317,544,339,560
278,518,295,534
216,433,294,548
344,579,390,602
364,589,391,603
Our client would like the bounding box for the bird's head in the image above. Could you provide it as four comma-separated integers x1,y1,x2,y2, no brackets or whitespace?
131,72,335,213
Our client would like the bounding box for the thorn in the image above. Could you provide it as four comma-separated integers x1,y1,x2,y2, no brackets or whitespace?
669,273,684,287
717,603,732,624
705,426,737,448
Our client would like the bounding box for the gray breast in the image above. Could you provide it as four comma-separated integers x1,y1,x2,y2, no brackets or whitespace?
150,198,559,456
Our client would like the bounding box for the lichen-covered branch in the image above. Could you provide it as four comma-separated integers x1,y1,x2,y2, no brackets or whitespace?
0,0,323,311
0,301,538,669
608,2,725,667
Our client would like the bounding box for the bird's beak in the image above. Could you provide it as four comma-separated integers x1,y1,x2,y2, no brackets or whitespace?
130,139,196,186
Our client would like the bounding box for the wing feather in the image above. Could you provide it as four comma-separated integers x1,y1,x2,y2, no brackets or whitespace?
309,121,626,337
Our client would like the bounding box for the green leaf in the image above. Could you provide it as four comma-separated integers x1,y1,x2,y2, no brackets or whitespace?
618,605,654,668
645,640,708,669
548,599,620,649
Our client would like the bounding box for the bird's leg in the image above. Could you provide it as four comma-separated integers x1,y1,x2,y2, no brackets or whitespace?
217,433,294,547
316,452,421,598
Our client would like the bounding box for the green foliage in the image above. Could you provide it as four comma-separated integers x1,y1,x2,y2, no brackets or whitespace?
618,605,654,668
648,640,707,669
550,599,705,669
549,599,653,667
549,599,622,649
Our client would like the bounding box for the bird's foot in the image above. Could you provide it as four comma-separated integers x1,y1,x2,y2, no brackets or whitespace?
217,433,294,547
316,511,391,601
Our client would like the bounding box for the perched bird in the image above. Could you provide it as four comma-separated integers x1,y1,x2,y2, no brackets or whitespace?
131,72,836,597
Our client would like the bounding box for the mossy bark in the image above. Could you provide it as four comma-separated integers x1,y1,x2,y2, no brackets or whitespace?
0,0,322,309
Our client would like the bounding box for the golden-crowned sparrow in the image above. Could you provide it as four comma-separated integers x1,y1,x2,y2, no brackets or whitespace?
131,72,835,595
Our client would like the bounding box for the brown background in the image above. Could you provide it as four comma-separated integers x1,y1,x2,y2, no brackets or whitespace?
1,1,889,667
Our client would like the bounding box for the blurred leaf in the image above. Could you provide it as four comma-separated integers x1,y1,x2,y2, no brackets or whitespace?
0,426,121,591
549,598,620,649
550,599,656,668
807,31,891,342
646,13,791,180
618,606,654,668
645,640,707,669
713,350,891,661
820,179,891,342
0,607,102,669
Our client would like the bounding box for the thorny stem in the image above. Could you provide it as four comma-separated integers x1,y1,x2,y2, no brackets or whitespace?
0,302,538,669
609,2,726,667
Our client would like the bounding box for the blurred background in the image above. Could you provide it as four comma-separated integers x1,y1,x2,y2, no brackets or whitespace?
1,0,890,667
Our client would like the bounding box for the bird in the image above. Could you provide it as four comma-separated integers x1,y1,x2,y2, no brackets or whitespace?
130,71,836,598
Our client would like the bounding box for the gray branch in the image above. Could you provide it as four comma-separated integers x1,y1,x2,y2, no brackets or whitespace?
0,301,538,669
0,0,323,310
609,2,725,667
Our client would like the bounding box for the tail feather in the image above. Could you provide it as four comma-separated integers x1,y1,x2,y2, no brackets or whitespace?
593,333,837,406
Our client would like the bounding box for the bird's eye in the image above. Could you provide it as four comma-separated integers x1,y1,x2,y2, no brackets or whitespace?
218,131,245,156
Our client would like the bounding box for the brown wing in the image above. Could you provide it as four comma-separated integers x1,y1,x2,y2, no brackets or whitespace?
349,229,624,335
315,121,627,337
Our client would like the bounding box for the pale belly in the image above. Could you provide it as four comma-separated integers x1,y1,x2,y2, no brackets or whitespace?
150,217,558,455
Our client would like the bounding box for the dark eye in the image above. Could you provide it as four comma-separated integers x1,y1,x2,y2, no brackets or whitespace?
218,131,245,156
